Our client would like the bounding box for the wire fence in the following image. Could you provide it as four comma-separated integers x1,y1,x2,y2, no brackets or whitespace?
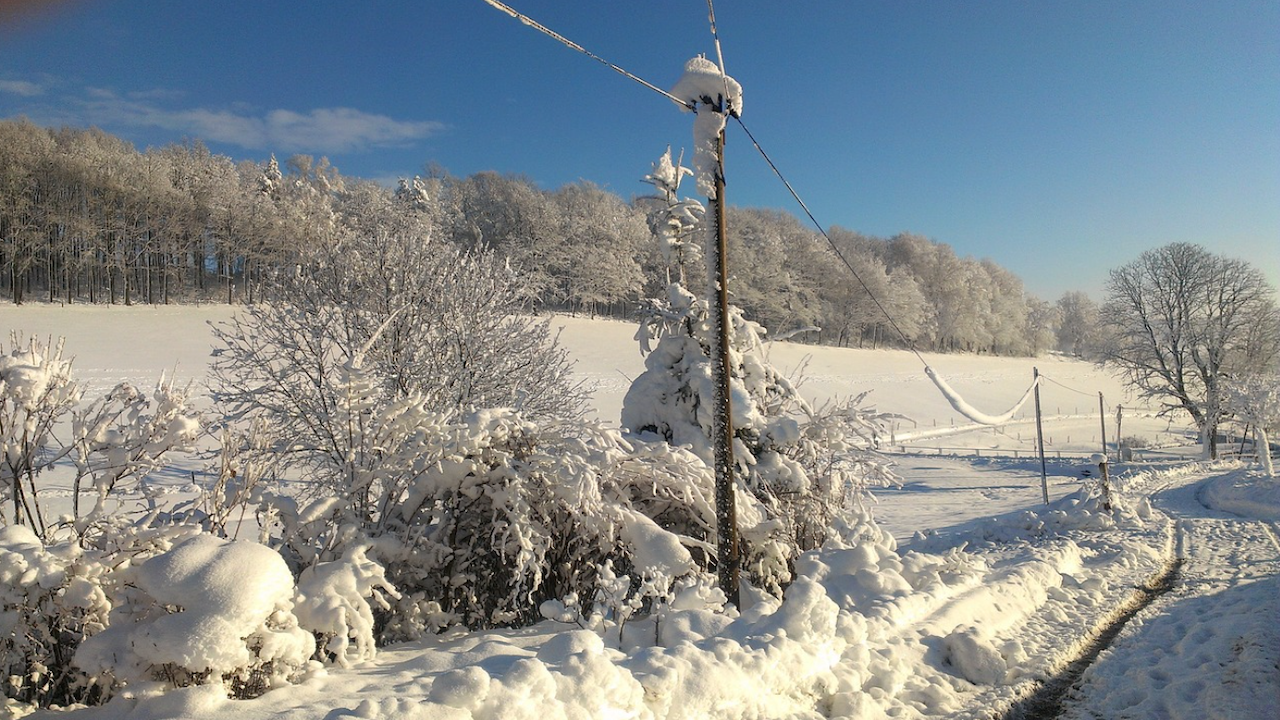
883,445,1206,462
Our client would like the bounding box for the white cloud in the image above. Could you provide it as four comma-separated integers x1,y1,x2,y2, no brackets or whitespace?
84,90,443,152
5,80,443,153
262,107,442,152
0,79,44,96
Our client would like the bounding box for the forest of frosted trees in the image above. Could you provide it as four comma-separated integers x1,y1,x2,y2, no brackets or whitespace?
0,118,1094,356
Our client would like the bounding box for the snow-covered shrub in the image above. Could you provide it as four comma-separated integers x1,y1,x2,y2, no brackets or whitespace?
293,545,399,667
0,524,110,708
1224,372,1280,477
69,377,202,528
209,229,589,504
0,333,201,541
383,410,711,631
75,534,314,698
2,518,211,709
1119,435,1150,449
3,493,330,709
175,419,281,541
256,395,716,635
622,151,898,595
1,334,80,535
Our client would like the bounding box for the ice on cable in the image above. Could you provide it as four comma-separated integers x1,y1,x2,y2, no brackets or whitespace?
670,56,743,199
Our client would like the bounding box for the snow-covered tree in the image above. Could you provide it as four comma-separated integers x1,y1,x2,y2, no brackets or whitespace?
548,181,649,314
1056,291,1099,357
1025,296,1060,356
622,151,897,595
1101,243,1280,459
1224,373,1280,477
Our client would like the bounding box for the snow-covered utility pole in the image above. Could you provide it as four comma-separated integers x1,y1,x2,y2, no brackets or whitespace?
708,117,738,607
673,56,743,605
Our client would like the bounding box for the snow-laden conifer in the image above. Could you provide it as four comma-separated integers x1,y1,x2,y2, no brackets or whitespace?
623,150,898,594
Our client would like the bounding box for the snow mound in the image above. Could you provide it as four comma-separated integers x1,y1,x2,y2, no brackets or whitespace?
76,535,314,686
1201,472,1280,520
669,55,742,115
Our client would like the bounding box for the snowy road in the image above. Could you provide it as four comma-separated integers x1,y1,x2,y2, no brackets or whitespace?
1060,472,1280,719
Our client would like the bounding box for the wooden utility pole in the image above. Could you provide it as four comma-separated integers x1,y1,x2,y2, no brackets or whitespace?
1098,392,1108,462
707,101,740,607
1033,367,1048,504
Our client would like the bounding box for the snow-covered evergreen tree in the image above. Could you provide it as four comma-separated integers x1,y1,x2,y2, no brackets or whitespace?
622,151,897,594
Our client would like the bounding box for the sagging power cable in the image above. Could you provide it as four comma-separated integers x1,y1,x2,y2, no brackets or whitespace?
735,115,1057,426
733,115,929,368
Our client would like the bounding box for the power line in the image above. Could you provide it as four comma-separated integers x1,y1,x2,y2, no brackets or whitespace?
705,0,733,107
733,115,929,368
1038,373,1098,398
481,0,1029,394
481,0,694,111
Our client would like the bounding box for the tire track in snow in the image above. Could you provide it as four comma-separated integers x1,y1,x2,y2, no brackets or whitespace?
1047,473,1280,719
993,525,1184,720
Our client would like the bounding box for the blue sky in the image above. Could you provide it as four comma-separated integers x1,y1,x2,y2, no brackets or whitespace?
2,0,1277,300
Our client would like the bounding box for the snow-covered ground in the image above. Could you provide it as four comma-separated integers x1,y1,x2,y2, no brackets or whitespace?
3,304,1277,719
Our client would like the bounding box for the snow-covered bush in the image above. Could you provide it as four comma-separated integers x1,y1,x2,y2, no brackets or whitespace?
70,378,202,528
220,366,723,638
1119,435,1150,449
0,524,110,708
293,545,399,667
1224,372,1279,477
3,516,307,709
177,419,281,541
622,151,897,595
1,333,201,541
75,533,314,699
1,334,80,535
210,229,589,504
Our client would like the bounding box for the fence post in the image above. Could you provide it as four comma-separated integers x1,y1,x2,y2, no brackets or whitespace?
1098,392,1108,462
1034,367,1048,504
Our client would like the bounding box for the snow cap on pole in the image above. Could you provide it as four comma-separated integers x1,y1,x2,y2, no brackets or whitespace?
671,56,743,199
670,55,743,116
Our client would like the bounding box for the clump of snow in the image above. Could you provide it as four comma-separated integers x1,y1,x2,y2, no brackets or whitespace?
616,508,696,579
76,534,314,691
293,545,401,667
670,56,743,198
428,667,491,710
943,626,1016,685
924,365,1038,426
670,55,743,115
0,338,78,413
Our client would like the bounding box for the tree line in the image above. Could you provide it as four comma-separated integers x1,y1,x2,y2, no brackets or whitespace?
3,117,1095,356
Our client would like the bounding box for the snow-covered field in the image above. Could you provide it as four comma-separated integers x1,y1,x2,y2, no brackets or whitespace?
3,304,1277,719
